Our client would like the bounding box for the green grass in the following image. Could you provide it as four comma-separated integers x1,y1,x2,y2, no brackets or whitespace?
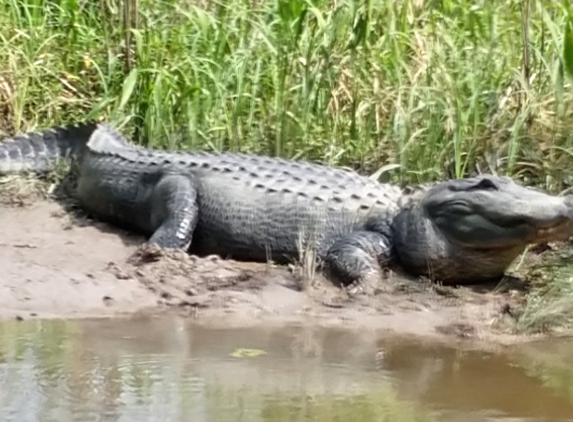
514,247,573,335
1,0,573,188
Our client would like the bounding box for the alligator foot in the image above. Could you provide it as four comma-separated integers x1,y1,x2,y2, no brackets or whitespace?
148,173,199,250
320,230,393,292
346,271,385,296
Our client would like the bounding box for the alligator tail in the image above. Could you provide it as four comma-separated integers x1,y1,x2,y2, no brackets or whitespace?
0,121,98,174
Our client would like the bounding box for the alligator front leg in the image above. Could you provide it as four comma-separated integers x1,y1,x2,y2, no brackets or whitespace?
148,173,199,249
321,231,394,294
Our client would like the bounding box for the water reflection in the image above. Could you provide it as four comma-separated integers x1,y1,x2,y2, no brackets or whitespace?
0,316,571,422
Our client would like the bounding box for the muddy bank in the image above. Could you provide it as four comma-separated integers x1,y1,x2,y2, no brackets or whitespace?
0,198,545,345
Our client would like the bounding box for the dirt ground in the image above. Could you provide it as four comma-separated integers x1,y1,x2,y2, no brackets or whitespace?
0,196,542,345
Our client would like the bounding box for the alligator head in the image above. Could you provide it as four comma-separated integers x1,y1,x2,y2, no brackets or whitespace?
392,175,573,284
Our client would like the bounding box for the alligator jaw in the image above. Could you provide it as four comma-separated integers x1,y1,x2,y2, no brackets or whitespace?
535,219,573,243
530,194,573,243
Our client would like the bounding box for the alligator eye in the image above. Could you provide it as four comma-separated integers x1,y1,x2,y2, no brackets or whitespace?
473,178,498,191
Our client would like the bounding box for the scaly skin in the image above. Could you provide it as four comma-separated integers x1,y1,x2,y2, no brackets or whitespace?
2,122,573,287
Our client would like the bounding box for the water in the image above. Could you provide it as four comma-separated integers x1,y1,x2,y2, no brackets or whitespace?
0,316,572,422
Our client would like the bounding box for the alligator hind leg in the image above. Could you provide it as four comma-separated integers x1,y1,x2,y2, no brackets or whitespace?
148,174,199,249
321,231,394,294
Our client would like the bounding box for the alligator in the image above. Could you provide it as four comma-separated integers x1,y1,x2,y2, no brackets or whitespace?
2,121,573,287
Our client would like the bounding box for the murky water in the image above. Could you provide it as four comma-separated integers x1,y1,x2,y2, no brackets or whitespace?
0,316,572,422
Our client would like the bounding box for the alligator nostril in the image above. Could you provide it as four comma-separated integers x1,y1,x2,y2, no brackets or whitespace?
476,178,498,190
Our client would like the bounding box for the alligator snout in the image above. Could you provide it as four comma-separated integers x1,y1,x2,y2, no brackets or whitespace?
533,195,573,241
551,195,573,223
